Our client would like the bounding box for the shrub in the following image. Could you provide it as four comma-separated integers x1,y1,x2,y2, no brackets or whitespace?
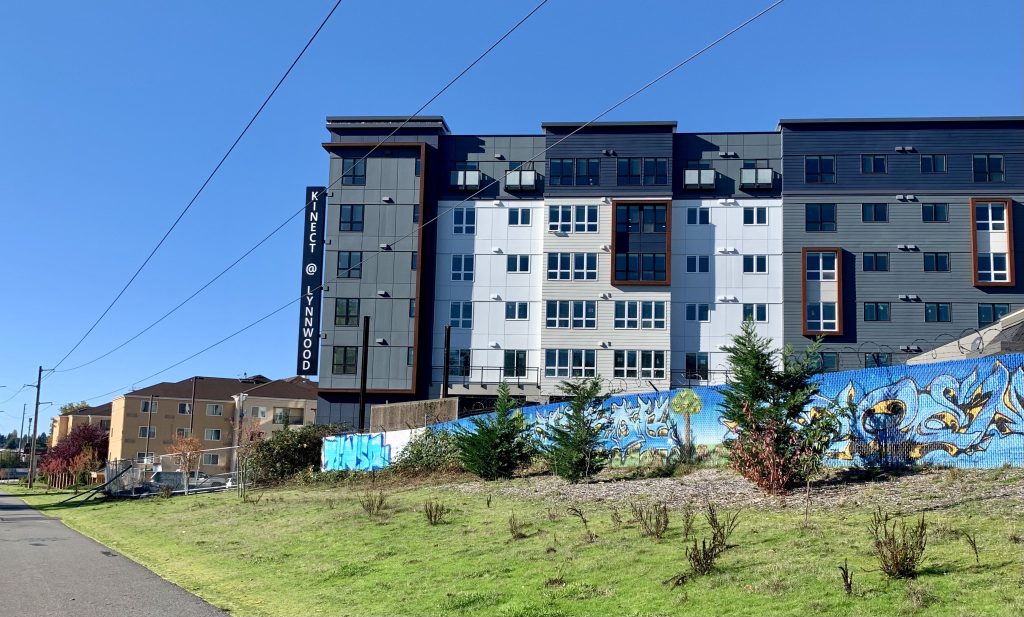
508,512,527,539
705,502,740,550
454,382,533,480
359,490,389,517
540,377,611,483
630,500,669,540
839,559,854,595
567,505,596,542
250,424,347,481
869,507,927,578
681,503,697,541
423,499,449,525
392,428,461,474
38,424,108,480
686,538,722,575
720,321,843,494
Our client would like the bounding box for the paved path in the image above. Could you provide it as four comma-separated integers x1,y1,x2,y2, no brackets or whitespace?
0,492,226,617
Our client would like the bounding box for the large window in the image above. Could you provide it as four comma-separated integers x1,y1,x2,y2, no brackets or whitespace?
973,154,1004,182
862,203,888,222
685,303,710,322
451,254,474,281
743,303,768,322
684,352,709,380
341,158,366,185
617,157,668,185
864,302,890,322
547,252,597,280
503,350,528,378
206,404,222,417
505,301,528,320
140,400,158,413
642,158,668,185
641,301,666,328
863,252,889,272
332,346,358,375
616,203,666,233
552,204,599,233
448,349,471,377
615,301,667,330
204,428,221,441
805,203,837,232
805,155,835,183
453,206,476,234
549,159,573,186
861,154,887,174
806,252,837,280
922,203,948,222
685,255,710,273
544,349,595,377
743,255,769,274
508,208,531,226
615,253,667,281
743,206,767,225
617,157,642,185
686,207,710,225
864,353,892,368
921,154,946,174
979,303,1010,327
614,350,666,379
545,300,595,329
923,252,950,272
975,201,1006,230
506,255,530,273
335,298,359,327
806,302,838,332
339,205,364,231
337,251,362,278
201,453,220,466
818,352,839,372
977,253,1009,282
449,301,473,328
925,302,952,322
575,158,600,185
138,426,155,438
178,403,191,415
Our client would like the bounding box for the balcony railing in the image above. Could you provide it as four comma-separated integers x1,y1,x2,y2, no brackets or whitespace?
740,168,774,188
683,169,716,189
450,170,481,190
435,366,542,387
505,170,537,191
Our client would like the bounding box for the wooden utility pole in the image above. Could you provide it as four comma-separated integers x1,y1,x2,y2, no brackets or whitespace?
358,316,370,431
27,366,42,488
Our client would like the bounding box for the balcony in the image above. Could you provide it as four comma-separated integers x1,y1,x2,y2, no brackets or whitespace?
740,168,774,189
450,170,481,190
505,170,537,191
683,169,715,189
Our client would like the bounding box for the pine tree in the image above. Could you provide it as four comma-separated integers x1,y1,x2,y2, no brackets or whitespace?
454,382,533,480
720,320,840,494
540,377,610,484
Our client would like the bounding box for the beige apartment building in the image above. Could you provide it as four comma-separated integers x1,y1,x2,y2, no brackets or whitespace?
49,402,112,447
108,375,318,475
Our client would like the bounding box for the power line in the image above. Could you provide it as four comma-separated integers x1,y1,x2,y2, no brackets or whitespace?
73,0,783,403
48,0,345,373
50,0,550,377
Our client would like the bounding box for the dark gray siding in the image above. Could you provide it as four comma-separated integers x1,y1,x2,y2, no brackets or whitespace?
437,135,546,200
674,132,782,199
543,128,674,197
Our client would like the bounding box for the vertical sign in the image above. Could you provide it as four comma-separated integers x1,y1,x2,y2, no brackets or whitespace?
297,186,326,375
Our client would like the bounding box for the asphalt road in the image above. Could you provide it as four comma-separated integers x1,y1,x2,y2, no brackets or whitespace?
0,492,226,617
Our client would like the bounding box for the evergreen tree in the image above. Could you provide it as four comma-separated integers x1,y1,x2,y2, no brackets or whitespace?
540,376,610,484
720,320,840,494
454,382,532,480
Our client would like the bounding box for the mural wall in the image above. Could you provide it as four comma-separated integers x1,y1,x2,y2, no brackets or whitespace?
322,428,423,472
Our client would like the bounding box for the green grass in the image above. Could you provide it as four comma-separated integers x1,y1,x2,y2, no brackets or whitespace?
7,471,1024,617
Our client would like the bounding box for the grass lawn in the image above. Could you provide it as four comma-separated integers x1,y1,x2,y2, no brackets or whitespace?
6,469,1024,617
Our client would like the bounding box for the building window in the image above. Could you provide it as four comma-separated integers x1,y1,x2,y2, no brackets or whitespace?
550,205,598,233
332,346,358,375
922,203,948,222
685,255,710,273
921,154,946,173
743,206,767,225
975,201,1006,230
549,158,574,185
923,252,950,272
617,157,642,185
505,302,528,320
977,253,1009,282
408,299,416,318
449,302,473,328
614,350,666,379
575,158,600,185
204,428,221,441
743,255,768,274
864,302,891,322
201,453,220,466
136,452,153,464
642,158,668,185
743,159,770,169
448,349,471,377
863,252,889,272
549,205,572,232
544,349,595,378
571,301,597,329
685,352,709,380
572,253,598,280
547,252,571,280
138,426,155,438
805,203,837,232
412,203,420,224
640,350,667,378
979,303,1010,327
805,155,835,183
641,301,666,328
250,407,267,419
177,403,191,415
453,207,476,234
685,303,710,322
140,400,158,413
504,350,528,378
411,252,418,271
614,350,639,378
686,207,710,225
337,251,362,278
864,353,892,368
407,347,414,366
335,298,360,327
743,303,768,322
574,205,599,233
451,254,474,281
806,252,837,280
614,301,638,329
818,352,839,371
925,302,951,322
341,158,366,185
861,203,888,222
807,302,838,332
414,157,421,177
545,300,570,329
861,154,887,174
615,253,666,281
616,203,666,233
206,404,222,417
176,427,191,438
508,208,531,226
506,255,530,273
339,205,364,232
545,301,595,329
973,154,1004,182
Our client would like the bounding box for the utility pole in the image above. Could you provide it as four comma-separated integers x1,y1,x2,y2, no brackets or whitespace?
188,376,203,435
441,325,452,399
27,366,43,488
357,316,370,432
18,403,26,460
144,394,158,476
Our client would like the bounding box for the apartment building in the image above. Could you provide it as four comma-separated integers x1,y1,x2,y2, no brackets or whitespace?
107,375,318,474
49,402,112,448
780,117,1024,370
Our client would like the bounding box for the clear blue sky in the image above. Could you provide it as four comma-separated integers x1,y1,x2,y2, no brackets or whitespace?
1,0,1021,436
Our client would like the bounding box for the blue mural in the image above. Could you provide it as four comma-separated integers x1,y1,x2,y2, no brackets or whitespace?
435,354,1024,469
322,433,391,471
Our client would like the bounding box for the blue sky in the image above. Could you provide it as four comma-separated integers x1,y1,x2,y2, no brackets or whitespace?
1,0,1021,436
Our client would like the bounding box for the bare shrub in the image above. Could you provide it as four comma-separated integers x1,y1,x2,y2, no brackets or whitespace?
567,505,596,543
681,503,696,540
359,490,389,517
705,502,740,550
630,500,669,540
159,484,173,499
960,529,979,564
686,538,722,575
904,581,935,610
868,507,927,579
838,558,853,595
508,512,527,540
485,494,492,509
424,499,449,525
610,508,623,531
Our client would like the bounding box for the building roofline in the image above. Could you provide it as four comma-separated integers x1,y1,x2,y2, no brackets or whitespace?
778,116,1024,128
326,115,451,132
541,121,678,129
